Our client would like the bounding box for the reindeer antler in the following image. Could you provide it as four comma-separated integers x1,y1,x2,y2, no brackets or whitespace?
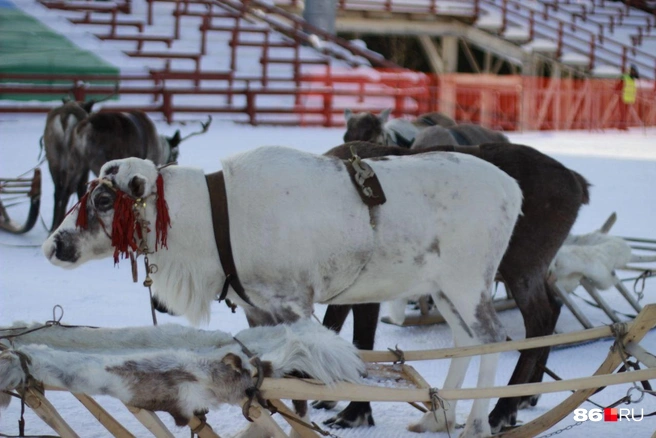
179,115,213,143
88,83,120,105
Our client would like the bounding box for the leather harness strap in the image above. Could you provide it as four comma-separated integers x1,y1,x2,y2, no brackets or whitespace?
205,171,254,307
344,156,387,207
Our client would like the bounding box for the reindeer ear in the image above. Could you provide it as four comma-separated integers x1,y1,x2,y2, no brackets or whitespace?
81,101,95,114
168,130,182,148
128,175,147,198
379,108,392,124
344,108,353,121
61,97,69,104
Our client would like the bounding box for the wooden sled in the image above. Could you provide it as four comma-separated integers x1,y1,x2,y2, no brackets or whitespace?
0,168,42,234
384,212,656,330
7,304,656,438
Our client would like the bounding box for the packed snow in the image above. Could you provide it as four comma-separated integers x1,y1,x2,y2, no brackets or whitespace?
1,114,655,437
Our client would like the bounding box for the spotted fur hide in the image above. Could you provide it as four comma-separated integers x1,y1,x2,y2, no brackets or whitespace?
0,320,364,425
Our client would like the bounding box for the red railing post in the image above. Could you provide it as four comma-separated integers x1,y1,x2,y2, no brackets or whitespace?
162,91,172,123
588,34,595,71
173,0,181,40
146,0,153,26
555,22,563,59
246,88,256,125
262,31,270,87
323,91,333,127
501,0,508,33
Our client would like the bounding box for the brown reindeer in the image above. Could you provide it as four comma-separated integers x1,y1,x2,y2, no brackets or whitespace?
316,141,590,433
44,106,211,230
43,99,96,231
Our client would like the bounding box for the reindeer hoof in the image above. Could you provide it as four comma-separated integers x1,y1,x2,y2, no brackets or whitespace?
407,410,453,433
517,394,540,409
311,400,337,410
323,402,374,428
461,418,491,438
489,408,517,435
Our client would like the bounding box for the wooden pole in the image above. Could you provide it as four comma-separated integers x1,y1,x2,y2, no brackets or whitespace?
360,317,629,362
502,303,656,437
260,367,656,402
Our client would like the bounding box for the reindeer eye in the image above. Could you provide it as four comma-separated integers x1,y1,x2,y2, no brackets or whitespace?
93,192,115,211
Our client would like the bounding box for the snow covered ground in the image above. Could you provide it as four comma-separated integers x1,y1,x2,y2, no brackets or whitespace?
1,113,655,437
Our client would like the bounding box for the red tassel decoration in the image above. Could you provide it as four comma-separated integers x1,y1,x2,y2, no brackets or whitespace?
73,174,172,265
110,191,137,264
155,174,171,251
74,180,99,230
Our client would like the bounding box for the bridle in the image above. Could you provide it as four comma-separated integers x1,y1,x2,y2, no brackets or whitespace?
74,172,171,266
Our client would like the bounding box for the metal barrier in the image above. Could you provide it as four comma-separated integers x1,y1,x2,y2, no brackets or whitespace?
1,72,655,129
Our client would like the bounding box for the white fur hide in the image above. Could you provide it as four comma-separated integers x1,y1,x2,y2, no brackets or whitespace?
0,320,364,424
550,231,632,293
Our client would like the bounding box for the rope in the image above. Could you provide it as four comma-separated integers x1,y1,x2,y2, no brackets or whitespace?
429,388,452,438
387,345,405,365
633,269,653,301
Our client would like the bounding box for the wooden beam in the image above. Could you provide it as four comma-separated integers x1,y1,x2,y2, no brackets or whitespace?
126,406,175,438
381,298,517,327
362,314,626,362
460,39,481,73
580,278,622,324
416,34,444,74
74,394,134,437
267,399,320,438
552,284,594,329
625,343,656,368
188,416,222,438
21,388,79,438
502,303,656,437
260,367,656,402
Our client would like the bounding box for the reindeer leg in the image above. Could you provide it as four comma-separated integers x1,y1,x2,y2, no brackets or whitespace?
488,275,561,433
311,304,352,411
322,303,379,428
410,284,504,437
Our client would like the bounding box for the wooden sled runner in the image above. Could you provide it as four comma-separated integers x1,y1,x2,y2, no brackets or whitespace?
2,304,656,438
0,168,41,234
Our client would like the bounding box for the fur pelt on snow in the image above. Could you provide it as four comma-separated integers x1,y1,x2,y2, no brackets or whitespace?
550,231,634,293
0,320,365,425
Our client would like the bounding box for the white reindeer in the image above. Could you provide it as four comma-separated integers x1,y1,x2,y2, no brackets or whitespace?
43,146,522,437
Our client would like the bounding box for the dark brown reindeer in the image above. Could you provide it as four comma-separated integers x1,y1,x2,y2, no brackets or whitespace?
343,109,457,146
44,104,211,230
343,108,508,147
43,97,99,231
316,138,590,433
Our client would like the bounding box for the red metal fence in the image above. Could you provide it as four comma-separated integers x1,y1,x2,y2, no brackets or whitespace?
1,71,654,130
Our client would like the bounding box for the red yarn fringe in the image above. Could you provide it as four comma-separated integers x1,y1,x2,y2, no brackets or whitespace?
74,180,99,230
155,174,171,251
74,175,172,265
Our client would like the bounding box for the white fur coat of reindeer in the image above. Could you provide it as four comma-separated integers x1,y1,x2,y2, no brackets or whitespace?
43,146,522,437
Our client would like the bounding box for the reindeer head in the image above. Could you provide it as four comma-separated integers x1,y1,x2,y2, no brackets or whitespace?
343,108,391,143
43,158,168,268
57,84,119,116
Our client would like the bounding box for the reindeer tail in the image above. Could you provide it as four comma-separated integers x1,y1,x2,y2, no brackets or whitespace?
572,170,591,205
